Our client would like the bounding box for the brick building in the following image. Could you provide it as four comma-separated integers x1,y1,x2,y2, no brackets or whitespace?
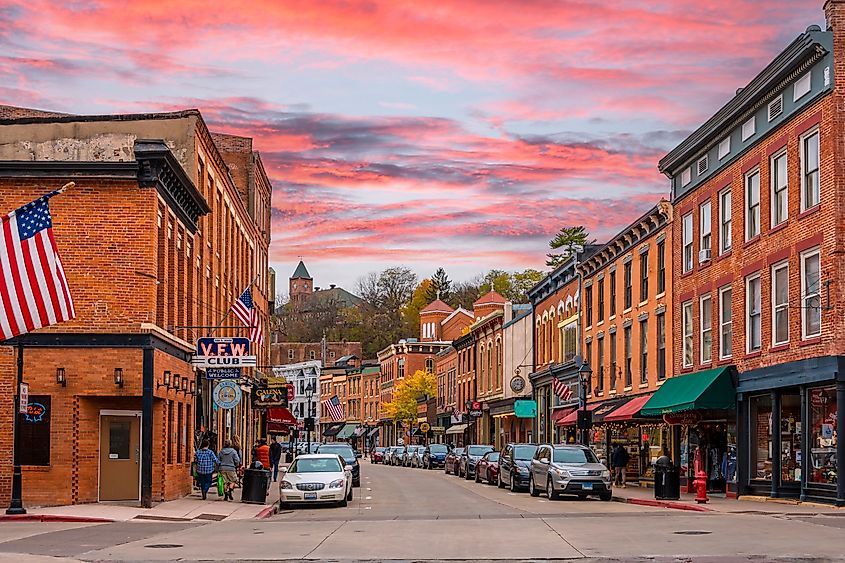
434,345,458,440
270,340,363,366
0,107,272,507
654,5,844,504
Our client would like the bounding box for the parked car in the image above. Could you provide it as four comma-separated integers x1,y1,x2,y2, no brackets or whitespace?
498,443,538,491
528,444,612,501
316,443,362,487
444,447,464,475
279,454,353,509
423,443,449,469
459,445,494,479
387,446,403,465
392,446,408,466
475,451,500,485
408,445,427,468
371,447,387,464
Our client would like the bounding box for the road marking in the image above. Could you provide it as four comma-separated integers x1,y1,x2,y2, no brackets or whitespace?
367,488,372,491
365,496,372,500
365,506,372,510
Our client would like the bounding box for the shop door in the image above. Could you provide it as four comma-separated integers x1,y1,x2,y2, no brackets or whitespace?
99,414,140,501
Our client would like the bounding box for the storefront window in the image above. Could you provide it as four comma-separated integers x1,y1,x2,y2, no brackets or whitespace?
809,386,837,485
639,423,670,480
750,395,773,480
780,392,801,484
725,423,737,484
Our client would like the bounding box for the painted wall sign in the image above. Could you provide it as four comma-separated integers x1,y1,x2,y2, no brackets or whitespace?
213,380,242,410
662,411,703,425
192,337,256,368
252,387,289,409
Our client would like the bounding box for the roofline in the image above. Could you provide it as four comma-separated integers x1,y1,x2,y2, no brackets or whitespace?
441,307,473,326
0,108,202,126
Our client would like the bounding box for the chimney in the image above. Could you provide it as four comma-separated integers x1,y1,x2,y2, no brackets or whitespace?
330,284,336,289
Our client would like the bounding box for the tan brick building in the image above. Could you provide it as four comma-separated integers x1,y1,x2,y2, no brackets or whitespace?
0,107,272,507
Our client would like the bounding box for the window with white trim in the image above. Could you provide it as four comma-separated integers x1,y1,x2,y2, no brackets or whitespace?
682,213,693,273
288,349,294,360
772,262,789,346
771,151,788,227
801,249,822,339
742,117,756,141
718,137,731,160
700,294,712,364
745,169,760,240
719,286,732,359
681,167,692,187
746,274,762,352
720,188,732,254
699,200,712,255
794,72,811,102
682,301,693,368
801,129,820,211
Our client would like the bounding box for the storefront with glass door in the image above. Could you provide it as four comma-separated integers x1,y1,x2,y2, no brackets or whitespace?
737,357,844,505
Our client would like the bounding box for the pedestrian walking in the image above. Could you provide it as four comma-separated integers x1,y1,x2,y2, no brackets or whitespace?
611,443,630,488
194,439,220,500
269,436,283,481
255,438,271,469
217,439,241,501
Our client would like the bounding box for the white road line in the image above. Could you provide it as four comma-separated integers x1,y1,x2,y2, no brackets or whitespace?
365,496,372,500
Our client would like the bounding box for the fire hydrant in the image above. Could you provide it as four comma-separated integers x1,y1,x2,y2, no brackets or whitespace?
693,470,709,504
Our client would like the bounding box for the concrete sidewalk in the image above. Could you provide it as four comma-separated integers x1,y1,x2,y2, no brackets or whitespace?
12,478,280,523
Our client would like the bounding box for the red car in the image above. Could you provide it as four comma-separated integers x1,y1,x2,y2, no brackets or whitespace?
371,447,387,463
475,451,500,485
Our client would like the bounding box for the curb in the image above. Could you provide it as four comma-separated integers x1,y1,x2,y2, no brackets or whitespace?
255,504,277,519
612,496,713,512
0,514,114,523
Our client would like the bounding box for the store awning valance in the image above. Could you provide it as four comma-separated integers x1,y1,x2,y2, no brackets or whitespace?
353,426,368,438
604,394,653,422
553,407,577,426
640,367,735,417
266,407,297,426
322,422,345,437
367,427,380,438
557,404,600,426
445,423,468,435
336,423,359,439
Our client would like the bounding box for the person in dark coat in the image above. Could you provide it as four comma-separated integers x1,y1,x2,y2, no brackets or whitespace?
611,443,630,488
269,437,283,481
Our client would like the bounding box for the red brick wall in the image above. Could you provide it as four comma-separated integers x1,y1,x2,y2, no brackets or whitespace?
270,341,363,366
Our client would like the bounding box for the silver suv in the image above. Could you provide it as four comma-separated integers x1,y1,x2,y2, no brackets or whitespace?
528,444,612,501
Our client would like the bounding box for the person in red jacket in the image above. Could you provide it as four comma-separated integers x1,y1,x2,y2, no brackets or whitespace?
254,438,271,469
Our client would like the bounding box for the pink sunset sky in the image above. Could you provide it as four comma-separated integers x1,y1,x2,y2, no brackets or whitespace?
0,0,823,293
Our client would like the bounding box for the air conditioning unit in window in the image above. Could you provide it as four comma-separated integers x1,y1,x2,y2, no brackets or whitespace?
699,248,712,263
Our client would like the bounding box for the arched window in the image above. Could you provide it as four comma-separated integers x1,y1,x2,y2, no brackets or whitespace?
496,339,502,389
478,345,484,392
487,341,493,392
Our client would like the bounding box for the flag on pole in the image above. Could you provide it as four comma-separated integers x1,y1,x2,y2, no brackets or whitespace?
323,395,345,421
231,287,263,346
0,190,75,341
552,377,572,402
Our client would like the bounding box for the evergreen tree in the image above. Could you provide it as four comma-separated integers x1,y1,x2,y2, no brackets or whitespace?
546,225,594,268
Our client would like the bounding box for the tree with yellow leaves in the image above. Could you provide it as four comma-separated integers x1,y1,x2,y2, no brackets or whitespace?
382,369,436,427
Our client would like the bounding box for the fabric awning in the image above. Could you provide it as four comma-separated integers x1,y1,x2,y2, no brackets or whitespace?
336,423,358,439
266,407,297,426
322,422,345,437
558,404,600,426
591,398,629,424
353,426,368,437
604,394,653,422
367,427,379,438
640,367,735,416
552,407,577,426
267,422,291,434
445,423,468,435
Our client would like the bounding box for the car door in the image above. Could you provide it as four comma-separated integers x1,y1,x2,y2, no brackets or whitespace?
533,446,549,489
501,445,512,484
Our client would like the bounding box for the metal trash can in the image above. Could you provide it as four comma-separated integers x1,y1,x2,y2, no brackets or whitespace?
654,455,680,500
241,467,271,504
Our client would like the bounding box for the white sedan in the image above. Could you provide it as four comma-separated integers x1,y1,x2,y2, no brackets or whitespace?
279,454,353,508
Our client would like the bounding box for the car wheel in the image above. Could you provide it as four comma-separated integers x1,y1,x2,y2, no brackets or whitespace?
529,475,539,497
279,500,291,511
347,488,353,501
465,467,472,480
547,477,559,500
475,470,481,483
600,492,612,501
339,497,348,508
510,475,518,493
497,474,504,488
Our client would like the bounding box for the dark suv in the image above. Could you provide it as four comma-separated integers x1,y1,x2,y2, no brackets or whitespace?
316,443,361,487
459,445,494,479
498,443,538,491
422,443,449,469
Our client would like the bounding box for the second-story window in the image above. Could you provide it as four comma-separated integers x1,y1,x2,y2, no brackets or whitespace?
596,336,604,393
609,335,617,390
597,277,605,323
624,262,632,309
562,321,577,363
700,294,712,364
425,358,434,373
771,151,788,227
801,130,820,211
699,200,712,261
624,325,632,388
609,271,617,317
657,240,665,294
639,318,648,384
801,249,822,339
398,358,405,379
772,262,790,346
682,213,693,272
745,169,761,241
309,350,316,360
640,250,649,302
746,274,762,352
585,285,593,327
682,301,693,368
656,312,666,380
719,188,732,254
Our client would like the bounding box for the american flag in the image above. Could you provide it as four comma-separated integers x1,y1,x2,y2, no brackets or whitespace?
552,377,573,402
323,395,345,421
231,287,263,346
0,191,75,341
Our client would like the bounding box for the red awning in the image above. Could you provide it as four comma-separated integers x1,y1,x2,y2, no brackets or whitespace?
604,394,653,422
266,407,297,426
267,422,291,434
552,407,577,426
557,403,601,426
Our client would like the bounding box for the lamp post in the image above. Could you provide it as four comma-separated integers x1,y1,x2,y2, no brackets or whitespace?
305,381,315,453
578,362,592,447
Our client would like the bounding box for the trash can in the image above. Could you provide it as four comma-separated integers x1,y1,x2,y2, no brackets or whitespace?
241,466,271,504
654,455,680,500
285,451,293,463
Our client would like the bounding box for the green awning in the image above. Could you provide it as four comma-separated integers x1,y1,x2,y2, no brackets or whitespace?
336,423,358,439
640,367,735,416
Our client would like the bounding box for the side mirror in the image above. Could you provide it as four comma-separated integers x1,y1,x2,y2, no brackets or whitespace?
540,458,549,465
345,465,353,472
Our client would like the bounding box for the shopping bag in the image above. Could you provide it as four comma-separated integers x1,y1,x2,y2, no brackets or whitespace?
216,473,225,497
191,461,198,479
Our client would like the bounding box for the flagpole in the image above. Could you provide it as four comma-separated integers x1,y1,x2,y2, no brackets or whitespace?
7,343,25,515
209,274,260,337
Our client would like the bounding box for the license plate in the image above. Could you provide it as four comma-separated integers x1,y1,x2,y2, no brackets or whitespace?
582,482,593,490
304,492,317,500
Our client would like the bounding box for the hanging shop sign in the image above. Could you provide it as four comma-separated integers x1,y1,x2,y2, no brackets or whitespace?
419,422,431,433
466,400,483,418
206,367,241,380
213,380,242,410
662,411,703,425
514,399,537,418
252,387,289,409
18,382,28,414
192,337,256,368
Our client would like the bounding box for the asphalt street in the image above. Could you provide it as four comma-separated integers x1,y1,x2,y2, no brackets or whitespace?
1,462,844,562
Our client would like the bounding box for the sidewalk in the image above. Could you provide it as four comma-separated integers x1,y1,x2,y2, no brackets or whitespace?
612,484,844,514
8,479,280,523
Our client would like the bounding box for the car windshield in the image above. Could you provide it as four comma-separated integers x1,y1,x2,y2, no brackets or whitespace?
289,457,342,473
485,452,500,462
318,445,355,460
429,445,448,453
453,448,464,456
553,448,599,464
468,446,493,456
513,445,538,460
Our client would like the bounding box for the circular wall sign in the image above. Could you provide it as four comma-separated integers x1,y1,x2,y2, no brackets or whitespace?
213,380,242,410
510,376,526,393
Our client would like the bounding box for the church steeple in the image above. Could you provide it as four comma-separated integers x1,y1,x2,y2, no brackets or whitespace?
290,260,313,302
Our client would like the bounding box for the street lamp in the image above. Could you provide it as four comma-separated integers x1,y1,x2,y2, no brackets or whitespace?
305,381,315,453
578,362,592,446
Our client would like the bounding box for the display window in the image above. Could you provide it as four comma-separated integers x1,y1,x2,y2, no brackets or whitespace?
639,424,670,479
725,423,737,484
749,395,773,480
780,392,801,484
809,386,837,485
